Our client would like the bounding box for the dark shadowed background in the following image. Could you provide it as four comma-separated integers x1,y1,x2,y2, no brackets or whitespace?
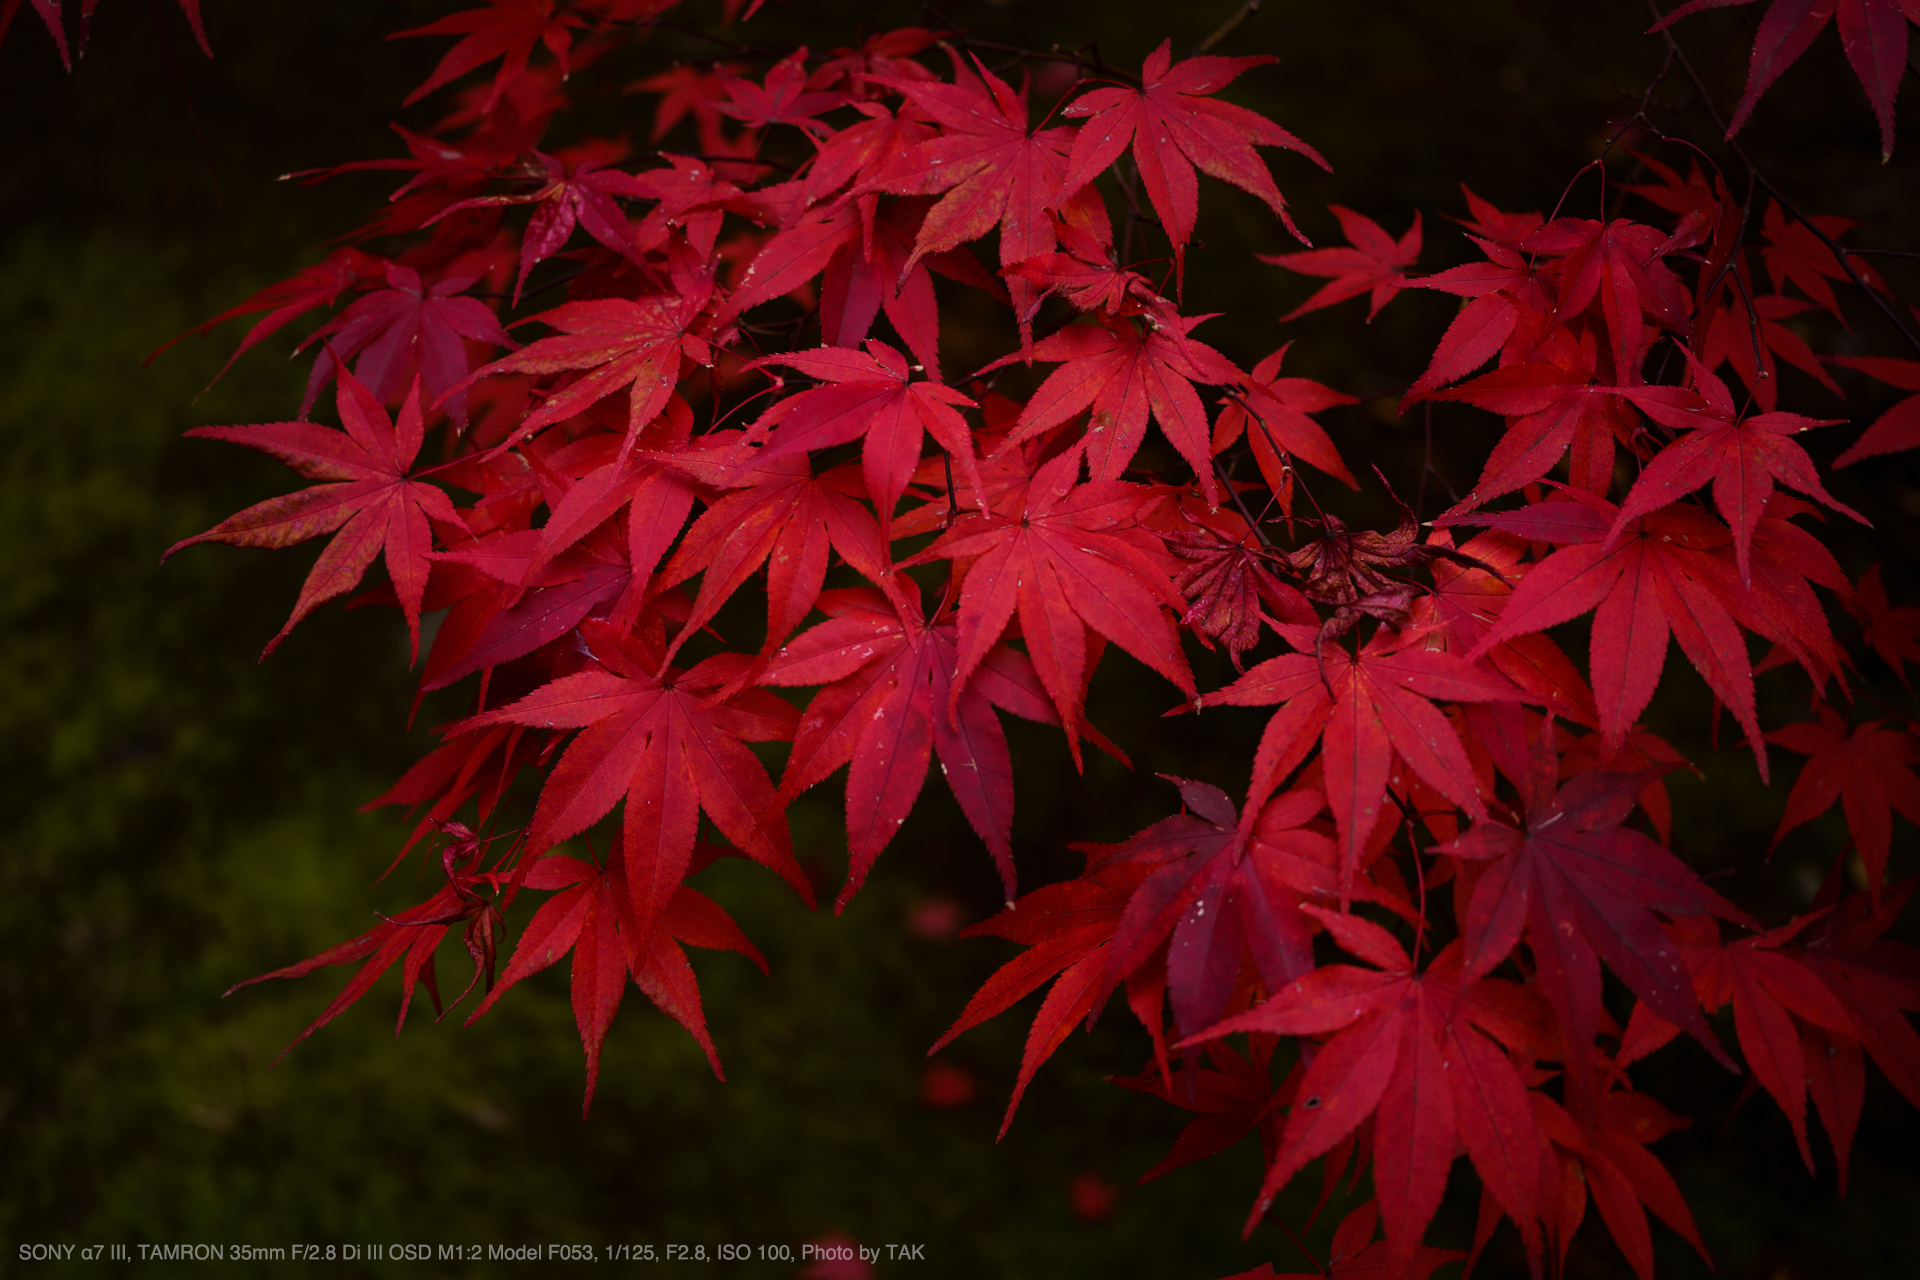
3,2,1918,1277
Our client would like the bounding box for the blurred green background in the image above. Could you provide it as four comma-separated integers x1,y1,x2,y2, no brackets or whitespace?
3,2,1918,1277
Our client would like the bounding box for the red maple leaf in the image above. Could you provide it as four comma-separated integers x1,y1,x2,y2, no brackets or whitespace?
393,0,584,114
1188,927,1554,1269
1210,342,1359,495
1455,493,1773,771
1766,702,1920,892
1436,719,1753,1080
652,443,893,663
1858,561,1920,686
1699,292,1842,411
166,371,466,659
1531,1088,1712,1280
1003,212,1171,323
458,282,715,453
864,59,1075,325
1516,216,1692,386
1113,1039,1284,1185
149,247,384,388
1200,625,1527,899
468,842,767,1109
1448,182,1543,243
1401,232,1557,405
1614,353,1865,585
1653,0,1916,160
450,620,813,950
1621,913,1858,1173
1088,779,1343,1039
1429,330,1637,514
1163,511,1317,671
1830,353,1920,465
298,262,515,431
741,340,982,531
931,858,1156,1137
759,587,1116,905
907,449,1196,765
983,314,1242,504
1791,877,1920,1176
1055,39,1328,276
713,48,849,137
1261,205,1421,322
1413,528,1599,726
1758,198,1887,322
428,150,660,300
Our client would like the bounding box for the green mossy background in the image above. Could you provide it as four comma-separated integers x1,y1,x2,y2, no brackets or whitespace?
3,3,1918,1278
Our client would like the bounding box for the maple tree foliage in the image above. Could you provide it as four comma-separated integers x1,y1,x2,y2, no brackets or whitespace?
127,0,1920,1274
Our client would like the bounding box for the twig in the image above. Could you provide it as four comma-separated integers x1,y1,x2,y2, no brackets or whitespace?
1194,0,1264,57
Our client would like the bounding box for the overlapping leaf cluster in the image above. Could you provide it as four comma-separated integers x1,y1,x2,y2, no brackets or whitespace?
153,2,1920,1275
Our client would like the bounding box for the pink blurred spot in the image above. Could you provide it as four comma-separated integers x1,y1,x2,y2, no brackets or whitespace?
1070,1170,1120,1224
796,1232,874,1279
905,896,964,940
920,1060,979,1109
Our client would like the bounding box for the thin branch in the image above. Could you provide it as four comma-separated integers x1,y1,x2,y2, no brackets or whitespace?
1194,0,1264,56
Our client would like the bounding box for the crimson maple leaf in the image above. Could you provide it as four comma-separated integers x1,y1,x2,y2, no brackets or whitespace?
1163,512,1316,671
1413,528,1599,726
1113,1039,1283,1185
1210,342,1359,495
1759,198,1887,322
1088,779,1344,1040
458,283,715,453
713,48,849,137
1620,913,1857,1173
1830,353,1920,465
982,314,1242,504
1455,493,1772,771
740,341,983,532
449,620,813,953
1614,353,1865,585
1531,1088,1712,1280
1699,292,1842,412
1003,212,1171,323
1791,876,1920,1177
652,443,892,664
166,371,466,659
759,587,1116,906
428,150,660,300
1517,216,1693,386
1188,928,1556,1270
1858,561,1920,686
1653,0,1916,160
907,449,1197,766
1261,205,1422,322
1428,330,1637,515
1766,703,1920,892
1436,719,1753,1082
1199,625,1526,899
298,262,514,432
931,858,1156,1137
1400,232,1557,405
865,59,1075,325
468,843,767,1109
394,0,584,114
1055,40,1328,277
149,247,383,389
